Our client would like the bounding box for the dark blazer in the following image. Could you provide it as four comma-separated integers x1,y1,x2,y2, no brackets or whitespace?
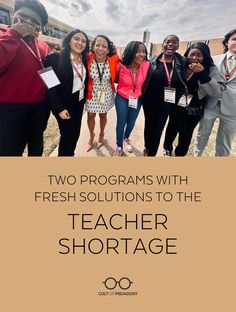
44,52,88,116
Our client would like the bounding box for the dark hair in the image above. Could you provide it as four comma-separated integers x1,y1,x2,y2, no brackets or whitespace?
91,35,117,56
121,41,148,66
163,34,179,44
184,42,214,73
60,29,89,67
14,0,48,26
222,28,236,53
55,29,89,88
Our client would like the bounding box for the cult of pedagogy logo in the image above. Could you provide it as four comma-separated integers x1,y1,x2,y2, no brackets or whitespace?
98,277,138,296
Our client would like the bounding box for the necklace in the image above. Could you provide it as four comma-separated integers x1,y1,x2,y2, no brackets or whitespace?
72,54,81,64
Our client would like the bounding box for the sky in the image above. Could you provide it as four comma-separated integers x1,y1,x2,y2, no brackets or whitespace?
41,0,235,47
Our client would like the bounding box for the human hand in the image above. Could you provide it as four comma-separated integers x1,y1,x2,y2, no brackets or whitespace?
59,109,71,119
12,18,39,38
189,62,204,73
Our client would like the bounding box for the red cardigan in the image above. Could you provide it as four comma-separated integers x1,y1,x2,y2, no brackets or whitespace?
86,52,120,100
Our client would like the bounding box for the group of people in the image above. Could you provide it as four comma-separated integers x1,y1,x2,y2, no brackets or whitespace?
1,0,236,157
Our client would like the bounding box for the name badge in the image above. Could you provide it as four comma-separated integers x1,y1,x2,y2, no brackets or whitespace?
98,91,105,104
38,66,60,89
164,87,176,104
178,94,193,107
79,88,84,101
128,96,138,109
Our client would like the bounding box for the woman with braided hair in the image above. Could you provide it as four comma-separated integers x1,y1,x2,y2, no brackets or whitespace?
114,41,149,156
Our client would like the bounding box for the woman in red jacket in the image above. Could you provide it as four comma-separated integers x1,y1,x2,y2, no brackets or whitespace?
85,35,119,151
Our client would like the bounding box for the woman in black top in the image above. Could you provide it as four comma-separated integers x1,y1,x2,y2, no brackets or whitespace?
163,42,221,156
44,29,89,156
142,34,186,156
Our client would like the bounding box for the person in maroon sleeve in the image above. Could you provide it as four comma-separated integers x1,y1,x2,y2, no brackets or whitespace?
0,0,51,156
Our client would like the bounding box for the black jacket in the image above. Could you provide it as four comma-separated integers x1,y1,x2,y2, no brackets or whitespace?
142,52,187,95
44,52,88,116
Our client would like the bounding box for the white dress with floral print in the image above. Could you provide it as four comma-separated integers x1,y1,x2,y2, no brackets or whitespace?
85,60,115,113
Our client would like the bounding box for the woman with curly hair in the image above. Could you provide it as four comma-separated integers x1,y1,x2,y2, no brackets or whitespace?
85,35,119,151
44,29,89,156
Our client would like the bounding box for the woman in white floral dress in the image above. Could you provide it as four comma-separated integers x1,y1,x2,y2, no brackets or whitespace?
85,35,119,151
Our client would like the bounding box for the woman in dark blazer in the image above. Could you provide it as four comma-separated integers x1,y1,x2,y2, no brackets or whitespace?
142,34,186,156
44,29,89,156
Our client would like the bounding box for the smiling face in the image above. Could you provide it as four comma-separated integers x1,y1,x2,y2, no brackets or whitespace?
227,33,236,55
70,32,87,56
187,48,204,64
131,43,147,67
93,36,109,62
162,35,179,57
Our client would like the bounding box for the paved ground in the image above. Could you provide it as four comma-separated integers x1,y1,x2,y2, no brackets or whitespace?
50,106,164,157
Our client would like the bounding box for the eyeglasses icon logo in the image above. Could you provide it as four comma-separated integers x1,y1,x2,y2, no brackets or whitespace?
103,277,133,290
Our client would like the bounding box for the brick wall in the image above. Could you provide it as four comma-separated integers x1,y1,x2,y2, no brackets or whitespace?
117,38,224,58
151,38,224,56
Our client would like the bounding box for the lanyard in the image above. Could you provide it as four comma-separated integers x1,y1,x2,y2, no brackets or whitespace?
71,61,84,83
224,57,236,80
95,60,107,83
163,57,175,87
182,71,195,105
21,38,43,68
187,71,194,81
129,67,139,92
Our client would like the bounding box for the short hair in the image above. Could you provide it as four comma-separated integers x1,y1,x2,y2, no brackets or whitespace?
91,35,117,56
163,34,180,44
222,28,236,53
14,0,48,26
121,41,148,66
